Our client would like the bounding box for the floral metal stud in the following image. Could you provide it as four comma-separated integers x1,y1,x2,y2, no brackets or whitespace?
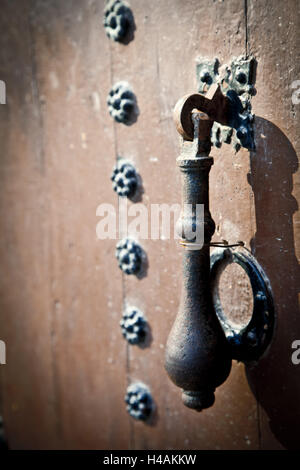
120,306,147,345
111,159,137,197
103,0,132,42
107,81,135,124
115,238,142,275
125,382,153,421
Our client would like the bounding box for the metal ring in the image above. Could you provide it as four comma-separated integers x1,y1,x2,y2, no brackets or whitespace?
210,246,275,363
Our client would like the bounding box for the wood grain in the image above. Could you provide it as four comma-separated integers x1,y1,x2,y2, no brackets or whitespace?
0,0,298,450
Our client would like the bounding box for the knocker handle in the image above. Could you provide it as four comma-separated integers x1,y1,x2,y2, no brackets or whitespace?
165,89,232,411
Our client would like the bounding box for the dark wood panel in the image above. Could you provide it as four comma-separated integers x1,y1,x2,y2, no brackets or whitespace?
0,0,298,451
0,0,130,449
246,0,300,450
0,0,60,449
111,0,259,450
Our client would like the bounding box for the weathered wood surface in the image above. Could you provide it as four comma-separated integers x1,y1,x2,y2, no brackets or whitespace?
246,0,300,450
0,0,299,449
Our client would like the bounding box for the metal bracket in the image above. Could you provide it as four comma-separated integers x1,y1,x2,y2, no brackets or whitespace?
210,247,275,363
196,56,256,151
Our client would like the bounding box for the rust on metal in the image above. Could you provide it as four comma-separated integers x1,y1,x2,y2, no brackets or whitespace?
173,84,231,141
165,90,232,411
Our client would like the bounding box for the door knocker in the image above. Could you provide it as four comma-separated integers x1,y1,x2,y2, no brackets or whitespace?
164,81,275,412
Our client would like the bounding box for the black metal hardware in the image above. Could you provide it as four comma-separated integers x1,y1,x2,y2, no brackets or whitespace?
120,306,147,345
165,81,274,412
165,94,232,412
111,159,138,198
103,0,133,42
125,383,153,421
115,238,142,275
196,56,255,151
210,246,275,363
197,58,219,93
107,81,136,124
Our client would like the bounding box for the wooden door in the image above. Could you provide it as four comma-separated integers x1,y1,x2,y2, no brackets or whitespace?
0,0,299,450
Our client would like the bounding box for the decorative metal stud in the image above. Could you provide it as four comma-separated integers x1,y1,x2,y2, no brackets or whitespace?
111,159,137,197
120,306,147,344
226,57,255,97
107,81,135,124
103,0,132,42
196,56,256,151
125,382,153,421
115,238,142,275
196,58,219,93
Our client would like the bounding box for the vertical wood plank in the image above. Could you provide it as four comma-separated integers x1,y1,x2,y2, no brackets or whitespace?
246,0,300,450
1,0,298,451
0,0,130,449
0,0,60,449
111,0,259,450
